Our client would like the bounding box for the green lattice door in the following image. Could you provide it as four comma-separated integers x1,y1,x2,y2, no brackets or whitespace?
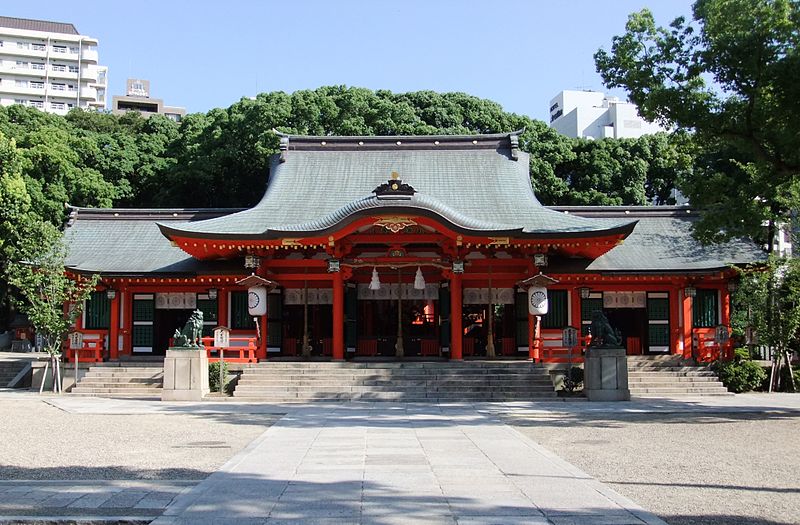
132,294,154,353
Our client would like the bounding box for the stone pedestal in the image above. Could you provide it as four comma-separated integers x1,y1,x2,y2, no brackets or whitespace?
584,346,630,401
162,348,209,401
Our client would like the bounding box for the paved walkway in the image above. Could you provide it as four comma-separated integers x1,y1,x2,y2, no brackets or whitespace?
153,404,666,525
0,479,194,522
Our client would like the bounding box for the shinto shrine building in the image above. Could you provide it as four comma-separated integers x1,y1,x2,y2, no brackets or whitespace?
63,131,763,364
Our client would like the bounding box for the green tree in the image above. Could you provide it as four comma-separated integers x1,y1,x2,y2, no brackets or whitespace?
595,0,800,245
731,256,799,391
543,133,688,206
7,221,98,356
0,132,34,329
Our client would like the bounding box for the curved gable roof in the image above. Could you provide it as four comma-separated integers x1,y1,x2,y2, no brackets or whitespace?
160,132,635,240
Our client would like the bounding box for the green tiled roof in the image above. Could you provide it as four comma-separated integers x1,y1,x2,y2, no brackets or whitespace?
63,208,241,276
553,207,765,272
63,206,765,276
158,133,636,240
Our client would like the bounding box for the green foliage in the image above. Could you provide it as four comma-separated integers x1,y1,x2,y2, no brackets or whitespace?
595,0,800,245
154,86,684,208
712,359,768,393
733,347,751,361
731,256,800,356
778,365,800,392
6,222,98,355
549,133,691,205
209,360,230,393
0,87,689,215
563,366,584,393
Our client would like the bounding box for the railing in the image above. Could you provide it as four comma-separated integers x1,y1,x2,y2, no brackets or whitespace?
356,338,378,356
67,340,103,363
200,336,257,363
64,332,106,363
536,332,591,364
420,339,439,356
693,330,733,363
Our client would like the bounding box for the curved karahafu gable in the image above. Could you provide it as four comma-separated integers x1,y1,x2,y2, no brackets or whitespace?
158,132,638,246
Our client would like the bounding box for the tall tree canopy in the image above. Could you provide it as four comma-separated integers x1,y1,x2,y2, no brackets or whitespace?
0,86,694,329
595,0,800,245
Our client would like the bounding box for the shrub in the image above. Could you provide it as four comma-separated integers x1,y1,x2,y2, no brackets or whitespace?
209,361,230,393
733,347,751,361
563,366,584,393
712,359,767,393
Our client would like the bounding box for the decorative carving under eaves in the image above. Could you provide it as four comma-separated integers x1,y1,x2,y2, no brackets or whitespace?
373,216,418,233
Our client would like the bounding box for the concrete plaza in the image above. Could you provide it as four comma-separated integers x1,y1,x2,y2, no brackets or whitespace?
2,392,798,524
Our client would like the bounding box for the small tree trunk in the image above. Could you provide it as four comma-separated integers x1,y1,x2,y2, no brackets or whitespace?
769,353,778,392
782,349,796,392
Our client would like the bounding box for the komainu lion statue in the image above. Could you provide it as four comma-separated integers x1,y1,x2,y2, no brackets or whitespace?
589,310,622,348
173,309,204,348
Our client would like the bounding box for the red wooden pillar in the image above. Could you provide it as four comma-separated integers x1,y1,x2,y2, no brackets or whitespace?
332,271,344,360
570,288,582,331
528,314,537,361
217,288,228,327
122,287,132,356
450,272,463,360
720,287,731,326
109,292,120,360
258,315,268,360
682,291,693,359
720,286,732,359
670,286,682,356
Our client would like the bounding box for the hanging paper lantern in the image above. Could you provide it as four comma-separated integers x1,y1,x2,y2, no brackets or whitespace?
528,286,549,315
248,286,267,316
369,267,381,290
414,267,426,290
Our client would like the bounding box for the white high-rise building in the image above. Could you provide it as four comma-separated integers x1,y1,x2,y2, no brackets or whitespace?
549,90,665,139
0,16,107,115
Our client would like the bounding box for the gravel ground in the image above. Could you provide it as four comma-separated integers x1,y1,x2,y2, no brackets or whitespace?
509,407,800,525
0,398,277,480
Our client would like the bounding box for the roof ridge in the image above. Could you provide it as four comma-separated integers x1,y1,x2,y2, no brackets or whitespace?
272,129,524,142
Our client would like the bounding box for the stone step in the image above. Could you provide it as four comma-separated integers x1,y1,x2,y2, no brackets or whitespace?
252,362,543,368
629,386,728,394
628,368,716,376
234,362,556,401
80,374,163,381
232,392,557,402
233,384,557,394
627,376,720,383
71,384,162,395
244,366,547,375
73,379,163,390
628,363,710,370
69,392,163,398
86,368,164,375
237,379,553,391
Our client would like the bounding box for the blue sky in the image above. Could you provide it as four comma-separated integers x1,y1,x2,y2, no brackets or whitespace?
6,0,695,122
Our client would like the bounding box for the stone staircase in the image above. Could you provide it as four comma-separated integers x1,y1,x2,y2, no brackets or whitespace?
70,364,163,397
0,359,28,388
233,361,556,402
627,355,731,397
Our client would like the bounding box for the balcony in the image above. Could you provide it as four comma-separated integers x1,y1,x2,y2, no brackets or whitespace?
81,49,98,62
79,86,97,99
0,65,46,78
0,46,48,59
4,84,46,97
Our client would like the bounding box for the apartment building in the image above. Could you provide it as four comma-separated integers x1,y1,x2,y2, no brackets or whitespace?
0,16,108,115
112,78,185,122
549,90,665,139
